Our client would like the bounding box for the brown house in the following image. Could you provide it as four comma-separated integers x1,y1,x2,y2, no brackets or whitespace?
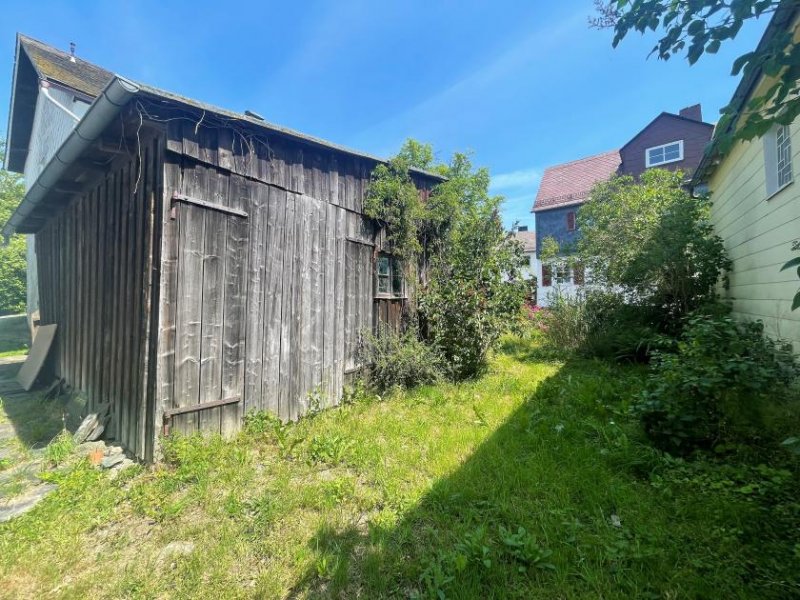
618,105,715,177
3,35,443,461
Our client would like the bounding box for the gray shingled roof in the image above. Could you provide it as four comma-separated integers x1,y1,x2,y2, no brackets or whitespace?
19,34,113,97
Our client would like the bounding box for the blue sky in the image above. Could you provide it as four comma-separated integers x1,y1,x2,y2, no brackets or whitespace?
0,1,769,228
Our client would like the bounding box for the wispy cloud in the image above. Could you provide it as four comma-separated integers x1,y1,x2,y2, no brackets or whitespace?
491,167,541,191
349,10,586,148
489,167,541,229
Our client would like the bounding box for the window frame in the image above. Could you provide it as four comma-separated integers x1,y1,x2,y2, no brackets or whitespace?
645,140,684,168
566,210,576,232
764,123,793,200
374,253,406,299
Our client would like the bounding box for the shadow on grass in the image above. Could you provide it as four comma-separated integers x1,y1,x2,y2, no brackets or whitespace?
285,354,696,599
0,362,65,450
286,340,800,599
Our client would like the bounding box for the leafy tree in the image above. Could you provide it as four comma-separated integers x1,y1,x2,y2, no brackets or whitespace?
0,140,26,315
577,169,731,327
592,0,799,148
364,140,527,380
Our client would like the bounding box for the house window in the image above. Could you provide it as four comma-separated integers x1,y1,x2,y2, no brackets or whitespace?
566,211,576,232
764,124,793,198
542,262,573,287
554,263,572,285
645,140,684,168
376,254,404,297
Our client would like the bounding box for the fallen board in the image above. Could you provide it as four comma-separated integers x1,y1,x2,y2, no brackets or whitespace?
16,324,57,391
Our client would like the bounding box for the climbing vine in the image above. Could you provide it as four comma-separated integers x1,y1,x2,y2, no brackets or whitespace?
363,140,527,380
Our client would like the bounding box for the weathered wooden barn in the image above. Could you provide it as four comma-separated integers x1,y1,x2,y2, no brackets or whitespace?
3,36,442,461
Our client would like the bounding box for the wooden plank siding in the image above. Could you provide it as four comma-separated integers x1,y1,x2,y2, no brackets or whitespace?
34,134,162,460
33,105,441,461
152,115,434,436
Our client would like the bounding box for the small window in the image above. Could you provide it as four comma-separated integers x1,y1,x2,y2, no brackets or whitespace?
554,263,572,285
376,254,404,297
542,264,552,287
646,140,684,168
765,124,793,198
566,211,576,232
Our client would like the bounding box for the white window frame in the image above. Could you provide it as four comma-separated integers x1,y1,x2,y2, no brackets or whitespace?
645,140,684,168
764,123,793,199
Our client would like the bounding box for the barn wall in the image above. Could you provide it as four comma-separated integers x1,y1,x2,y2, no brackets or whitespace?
35,134,163,460
153,119,437,439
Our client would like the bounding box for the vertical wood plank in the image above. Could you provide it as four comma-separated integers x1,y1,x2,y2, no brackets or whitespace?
198,166,226,434
221,174,249,435
244,184,269,414
322,202,335,406
262,187,286,417
173,163,206,433
333,208,346,405
278,193,298,420
154,155,182,454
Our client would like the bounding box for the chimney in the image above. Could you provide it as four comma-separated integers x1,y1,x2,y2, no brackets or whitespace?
679,104,702,122
69,42,76,63
518,225,528,232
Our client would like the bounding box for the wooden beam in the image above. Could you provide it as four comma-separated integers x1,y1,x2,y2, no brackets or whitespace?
162,396,241,433
171,192,249,218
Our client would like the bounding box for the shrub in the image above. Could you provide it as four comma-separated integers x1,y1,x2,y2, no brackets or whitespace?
0,235,26,315
537,290,657,361
578,169,731,331
359,325,444,391
636,311,799,453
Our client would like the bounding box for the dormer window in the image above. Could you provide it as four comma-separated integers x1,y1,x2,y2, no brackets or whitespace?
646,140,684,168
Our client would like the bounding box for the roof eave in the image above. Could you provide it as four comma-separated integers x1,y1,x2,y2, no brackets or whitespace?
5,35,24,172
3,76,140,237
692,4,800,184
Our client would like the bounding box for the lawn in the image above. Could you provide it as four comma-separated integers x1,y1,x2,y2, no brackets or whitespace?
0,335,798,598
0,314,29,358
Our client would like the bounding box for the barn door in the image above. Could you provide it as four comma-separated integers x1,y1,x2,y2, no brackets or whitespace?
168,191,249,436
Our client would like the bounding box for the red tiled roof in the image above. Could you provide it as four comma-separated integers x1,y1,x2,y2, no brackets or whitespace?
512,230,536,252
532,149,621,212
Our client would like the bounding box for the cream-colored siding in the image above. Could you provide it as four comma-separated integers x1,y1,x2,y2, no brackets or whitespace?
708,118,800,349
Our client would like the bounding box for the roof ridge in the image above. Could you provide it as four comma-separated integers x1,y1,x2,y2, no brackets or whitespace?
541,148,619,172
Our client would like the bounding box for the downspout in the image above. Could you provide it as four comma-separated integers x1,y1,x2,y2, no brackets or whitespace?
2,76,140,239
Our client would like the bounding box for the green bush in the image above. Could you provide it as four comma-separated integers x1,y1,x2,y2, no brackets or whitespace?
359,325,444,391
0,235,26,315
538,290,657,361
0,140,26,315
636,312,799,453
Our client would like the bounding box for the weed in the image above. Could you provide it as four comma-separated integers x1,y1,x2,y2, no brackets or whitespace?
43,429,75,467
306,433,353,465
498,525,555,572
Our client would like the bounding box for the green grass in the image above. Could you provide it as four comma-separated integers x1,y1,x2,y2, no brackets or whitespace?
0,335,798,598
0,314,30,356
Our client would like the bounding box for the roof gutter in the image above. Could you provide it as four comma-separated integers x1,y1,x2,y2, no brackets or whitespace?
2,76,139,238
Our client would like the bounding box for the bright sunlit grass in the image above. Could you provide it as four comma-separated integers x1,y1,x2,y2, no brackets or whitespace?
0,335,797,598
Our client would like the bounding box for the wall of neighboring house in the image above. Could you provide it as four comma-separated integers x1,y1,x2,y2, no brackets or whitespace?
21,86,88,318
619,115,713,177
708,118,800,349
535,204,580,306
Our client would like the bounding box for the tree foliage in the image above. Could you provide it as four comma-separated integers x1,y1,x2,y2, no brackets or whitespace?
364,140,527,380
593,0,799,148
577,169,731,326
0,140,26,315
